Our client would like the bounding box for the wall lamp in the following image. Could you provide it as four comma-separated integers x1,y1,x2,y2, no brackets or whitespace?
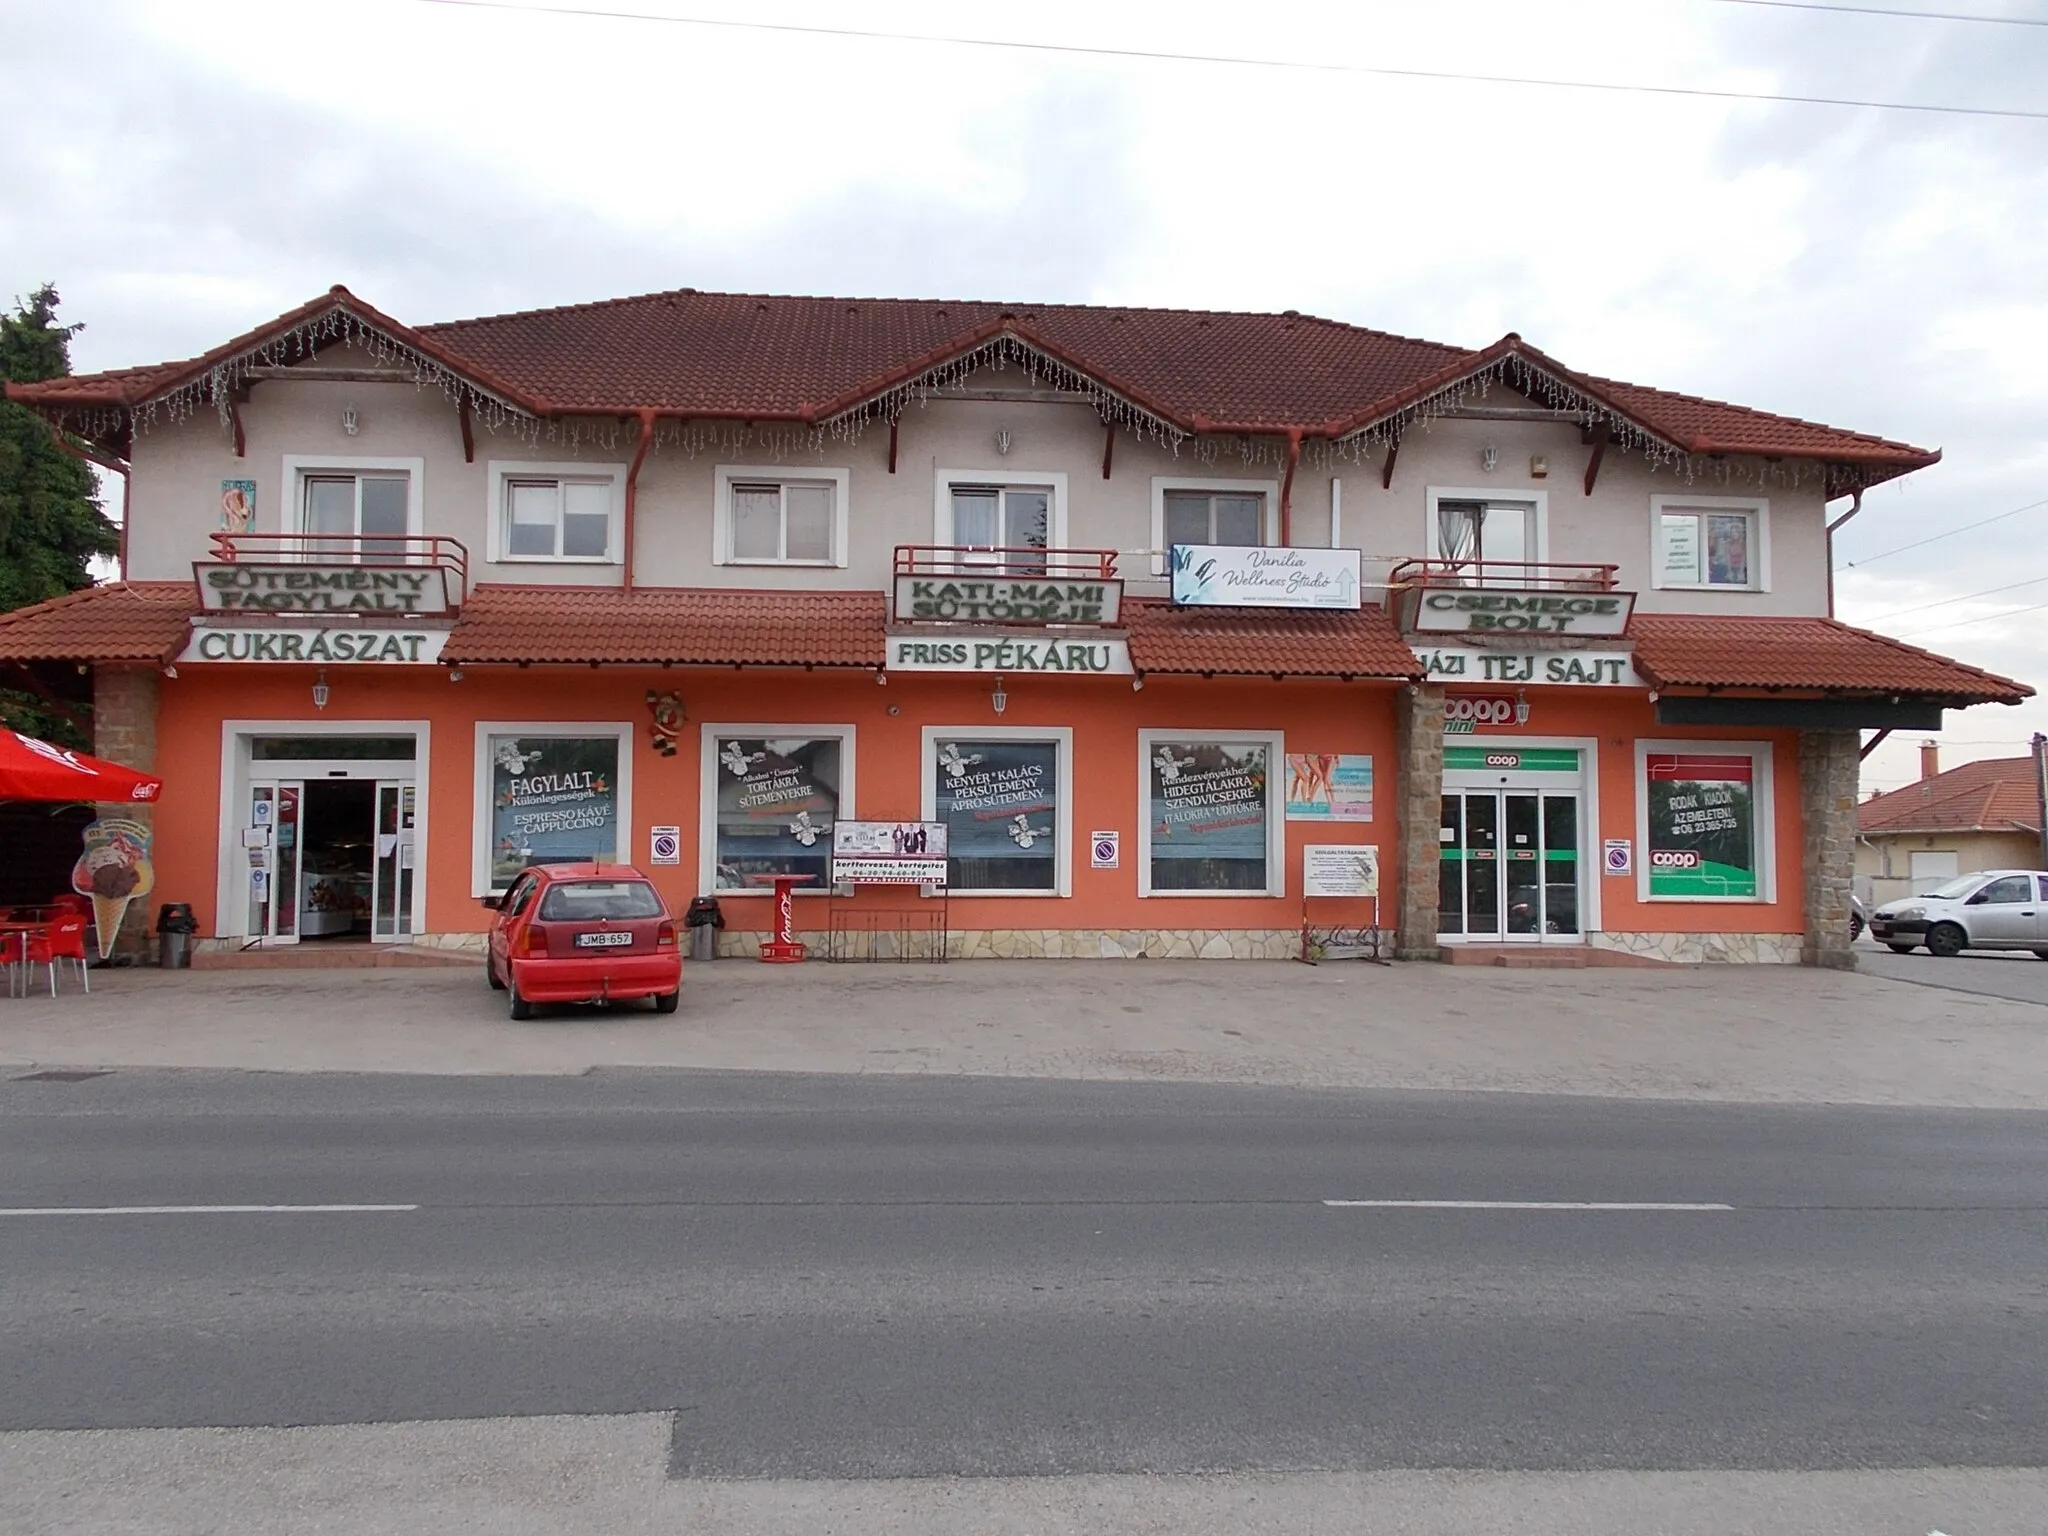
342,407,360,437
311,669,331,710
448,668,465,683
991,675,1008,716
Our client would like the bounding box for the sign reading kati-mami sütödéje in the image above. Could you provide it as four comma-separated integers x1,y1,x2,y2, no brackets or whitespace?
194,563,452,614
892,576,1121,625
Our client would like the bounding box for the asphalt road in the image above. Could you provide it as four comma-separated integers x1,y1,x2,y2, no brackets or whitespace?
1854,932,2048,1006
4,1068,2046,1477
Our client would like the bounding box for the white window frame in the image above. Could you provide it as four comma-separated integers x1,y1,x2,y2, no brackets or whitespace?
1633,738,1776,905
282,455,426,542
487,460,627,565
1423,486,1549,569
1148,476,1282,575
933,468,1069,552
698,722,858,897
471,721,635,898
1136,728,1287,899
920,725,1075,898
1650,494,1771,593
714,465,851,568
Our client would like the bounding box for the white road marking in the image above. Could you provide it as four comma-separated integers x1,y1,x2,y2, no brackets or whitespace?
1322,1200,1733,1211
0,1204,420,1216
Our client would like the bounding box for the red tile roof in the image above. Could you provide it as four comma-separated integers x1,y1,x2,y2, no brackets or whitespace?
442,584,887,667
1629,614,2031,705
6,287,1936,481
1858,756,2042,836
1124,598,1417,679
0,582,195,662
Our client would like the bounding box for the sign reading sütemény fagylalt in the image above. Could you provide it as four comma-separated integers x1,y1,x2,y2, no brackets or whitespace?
892,576,1121,625
194,563,451,614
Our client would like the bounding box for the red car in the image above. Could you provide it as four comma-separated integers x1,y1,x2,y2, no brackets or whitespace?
485,863,681,1018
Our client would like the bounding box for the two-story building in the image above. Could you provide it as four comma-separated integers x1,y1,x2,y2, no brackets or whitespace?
2,285,2028,965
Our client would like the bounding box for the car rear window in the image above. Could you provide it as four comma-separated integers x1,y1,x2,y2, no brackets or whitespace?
537,880,664,921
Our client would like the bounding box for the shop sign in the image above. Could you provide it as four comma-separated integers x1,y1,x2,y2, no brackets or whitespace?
1170,545,1361,610
1303,844,1379,898
194,563,451,615
1410,589,1634,636
1285,754,1374,821
831,820,949,884
1644,751,1759,898
1415,647,1639,687
886,634,1133,675
1444,745,1582,774
892,576,1120,625
1442,694,1528,733
180,626,448,664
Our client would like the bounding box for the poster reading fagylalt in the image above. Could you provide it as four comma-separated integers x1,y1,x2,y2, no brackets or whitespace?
488,735,620,889
1644,752,1759,898
712,737,842,890
1148,740,1271,891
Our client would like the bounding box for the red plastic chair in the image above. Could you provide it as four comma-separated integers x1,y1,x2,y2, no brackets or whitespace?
0,929,24,998
23,915,90,996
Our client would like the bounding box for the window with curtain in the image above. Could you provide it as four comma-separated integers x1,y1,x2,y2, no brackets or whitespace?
950,485,1050,573
1435,499,1531,574
503,477,615,560
728,481,836,563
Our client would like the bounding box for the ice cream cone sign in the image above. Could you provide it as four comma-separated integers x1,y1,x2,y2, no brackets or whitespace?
71,818,156,960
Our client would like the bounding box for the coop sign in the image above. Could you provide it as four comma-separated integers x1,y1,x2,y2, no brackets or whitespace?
892,576,1121,625
179,626,449,665
1414,647,1641,688
885,634,1133,675
194,563,451,615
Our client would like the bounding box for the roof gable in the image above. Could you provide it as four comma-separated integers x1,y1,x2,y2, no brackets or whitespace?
1859,756,2044,835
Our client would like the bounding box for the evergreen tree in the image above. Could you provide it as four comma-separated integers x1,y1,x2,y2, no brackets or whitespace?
1,284,118,612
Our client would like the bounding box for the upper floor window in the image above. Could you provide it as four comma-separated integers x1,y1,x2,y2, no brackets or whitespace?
1148,478,1278,574
1652,496,1769,591
488,462,626,564
284,456,424,560
715,466,850,568
934,469,1068,576
1424,489,1546,583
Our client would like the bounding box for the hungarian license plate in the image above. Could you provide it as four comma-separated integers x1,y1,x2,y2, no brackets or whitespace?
574,930,633,948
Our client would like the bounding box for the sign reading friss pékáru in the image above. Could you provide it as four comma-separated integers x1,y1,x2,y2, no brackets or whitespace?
885,634,1133,675
195,563,451,614
892,576,1120,625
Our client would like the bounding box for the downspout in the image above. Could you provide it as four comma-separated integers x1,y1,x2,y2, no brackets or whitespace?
42,420,132,582
621,409,656,593
1279,429,1303,547
1824,487,1863,619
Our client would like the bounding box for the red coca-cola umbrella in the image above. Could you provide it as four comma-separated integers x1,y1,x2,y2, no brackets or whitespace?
0,730,162,804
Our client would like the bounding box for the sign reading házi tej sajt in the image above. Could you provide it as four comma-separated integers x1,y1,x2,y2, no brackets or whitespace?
195,563,451,615
892,576,1121,625
1415,648,1639,687
180,627,449,664
886,635,1133,674
1410,589,1634,636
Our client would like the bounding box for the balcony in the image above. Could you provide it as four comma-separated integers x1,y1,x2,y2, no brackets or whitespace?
1388,559,1633,639
892,545,1123,626
198,532,470,617
1388,558,1619,594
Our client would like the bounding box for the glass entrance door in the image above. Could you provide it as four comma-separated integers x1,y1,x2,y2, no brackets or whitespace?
1440,789,1581,941
370,780,416,941
244,780,304,942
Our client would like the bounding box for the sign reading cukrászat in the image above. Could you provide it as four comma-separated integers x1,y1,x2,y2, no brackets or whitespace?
892,576,1121,625
195,563,451,614
180,627,448,664
886,634,1133,674
1414,647,1640,687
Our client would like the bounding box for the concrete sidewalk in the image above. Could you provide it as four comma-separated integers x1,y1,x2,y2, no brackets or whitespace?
3,958,2045,1107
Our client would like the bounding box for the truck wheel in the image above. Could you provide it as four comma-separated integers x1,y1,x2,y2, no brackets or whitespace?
1926,923,1966,958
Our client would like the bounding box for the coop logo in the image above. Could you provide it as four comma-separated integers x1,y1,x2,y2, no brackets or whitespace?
1650,850,1702,869
1443,696,1521,734
1483,752,1520,769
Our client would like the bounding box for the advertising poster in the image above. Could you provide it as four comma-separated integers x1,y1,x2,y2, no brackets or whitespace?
1285,754,1373,821
831,820,949,885
1644,752,1758,898
71,817,156,958
219,478,255,533
1149,740,1271,891
932,738,1058,891
1302,844,1379,898
488,735,620,889
712,737,841,890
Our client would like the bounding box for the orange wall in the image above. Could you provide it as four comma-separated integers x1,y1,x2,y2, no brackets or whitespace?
152,665,1397,937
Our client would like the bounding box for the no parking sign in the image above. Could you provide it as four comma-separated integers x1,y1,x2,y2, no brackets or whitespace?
649,826,681,866
1602,838,1632,876
1091,831,1120,870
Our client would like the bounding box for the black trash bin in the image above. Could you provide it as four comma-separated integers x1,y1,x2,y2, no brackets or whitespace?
684,896,724,963
157,902,197,970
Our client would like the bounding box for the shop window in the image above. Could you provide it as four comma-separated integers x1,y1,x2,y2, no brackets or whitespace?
472,724,633,895
702,728,854,893
1139,731,1284,896
489,463,626,563
1652,496,1768,590
715,466,850,567
925,730,1071,896
1636,741,1774,902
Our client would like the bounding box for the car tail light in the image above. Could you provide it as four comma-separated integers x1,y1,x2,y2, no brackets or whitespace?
657,921,676,947
522,923,550,956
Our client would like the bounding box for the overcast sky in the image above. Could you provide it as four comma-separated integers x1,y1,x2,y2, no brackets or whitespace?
6,0,2044,793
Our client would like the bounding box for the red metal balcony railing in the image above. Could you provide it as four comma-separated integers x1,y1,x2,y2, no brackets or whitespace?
206,531,470,610
1388,558,1619,593
894,545,1120,581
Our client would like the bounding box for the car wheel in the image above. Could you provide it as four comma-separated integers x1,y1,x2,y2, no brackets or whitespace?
1849,915,1865,942
1926,922,1967,958
1886,942,1917,955
652,989,680,1015
486,953,505,990
508,979,534,1020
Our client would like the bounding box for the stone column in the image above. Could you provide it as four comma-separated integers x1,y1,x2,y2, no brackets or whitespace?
1392,683,1446,960
1799,727,1859,970
90,663,159,961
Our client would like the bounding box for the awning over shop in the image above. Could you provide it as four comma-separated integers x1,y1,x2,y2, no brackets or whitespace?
442,584,888,668
0,582,194,662
1122,598,1419,680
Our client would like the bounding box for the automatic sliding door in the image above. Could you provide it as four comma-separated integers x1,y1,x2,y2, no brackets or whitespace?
1504,792,1541,937
1463,792,1502,938
1543,794,1580,935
